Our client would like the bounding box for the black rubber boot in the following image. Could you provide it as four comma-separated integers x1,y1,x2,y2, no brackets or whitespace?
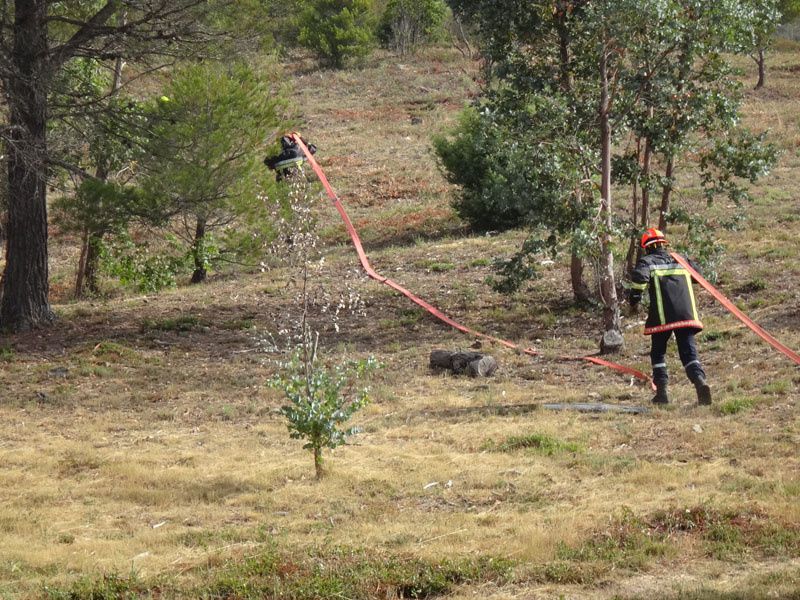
694,376,712,406
651,381,669,405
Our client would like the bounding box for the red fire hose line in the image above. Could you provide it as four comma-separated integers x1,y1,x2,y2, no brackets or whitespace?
289,132,654,386
671,252,800,366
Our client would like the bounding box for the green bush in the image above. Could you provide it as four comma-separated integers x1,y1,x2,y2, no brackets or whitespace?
433,107,523,232
378,0,448,55
270,349,378,479
433,99,587,235
298,0,376,68
100,232,187,293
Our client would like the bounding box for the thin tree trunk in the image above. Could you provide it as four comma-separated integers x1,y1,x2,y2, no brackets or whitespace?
451,16,473,59
75,230,89,298
75,49,123,299
570,252,591,303
84,236,102,294
754,48,766,90
314,446,324,480
657,157,674,232
636,135,653,265
625,139,642,277
556,3,574,93
1,0,54,331
598,47,623,354
111,12,127,92
557,6,591,303
113,58,125,90
76,232,103,298
190,217,208,284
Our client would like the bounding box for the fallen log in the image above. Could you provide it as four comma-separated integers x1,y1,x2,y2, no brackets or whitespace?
429,349,497,377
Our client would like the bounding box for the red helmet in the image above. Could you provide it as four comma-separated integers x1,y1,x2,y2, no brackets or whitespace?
640,227,667,249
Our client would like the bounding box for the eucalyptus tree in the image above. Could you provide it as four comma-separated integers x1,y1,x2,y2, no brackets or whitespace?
745,0,800,90
0,0,249,331
750,0,781,89
442,0,650,351
442,0,776,353
620,1,777,276
440,0,597,304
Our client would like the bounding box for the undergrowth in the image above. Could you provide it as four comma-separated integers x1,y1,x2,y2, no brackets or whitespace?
43,547,514,599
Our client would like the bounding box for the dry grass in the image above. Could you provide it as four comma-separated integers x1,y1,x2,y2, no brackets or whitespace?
0,46,799,598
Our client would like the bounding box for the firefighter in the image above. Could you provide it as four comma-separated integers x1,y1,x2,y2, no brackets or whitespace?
264,135,316,182
628,228,712,406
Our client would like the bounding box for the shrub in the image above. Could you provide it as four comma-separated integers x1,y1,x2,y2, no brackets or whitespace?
270,349,378,479
100,232,187,293
433,107,522,231
378,0,448,55
298,0,376,68
434,101,585,234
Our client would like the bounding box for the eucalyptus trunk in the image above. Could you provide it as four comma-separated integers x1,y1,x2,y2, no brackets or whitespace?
624,139,642,277
313,446,324,480
754,48,766,90
570,253,591,303
598,47,623,354
636,135,653,265
657,157,674,232
556,6,591,303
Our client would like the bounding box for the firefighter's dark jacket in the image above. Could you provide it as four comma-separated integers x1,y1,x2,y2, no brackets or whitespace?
264,136,316,172
629,247,703,335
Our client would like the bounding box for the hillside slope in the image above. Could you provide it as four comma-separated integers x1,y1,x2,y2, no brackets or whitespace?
0,47,798,599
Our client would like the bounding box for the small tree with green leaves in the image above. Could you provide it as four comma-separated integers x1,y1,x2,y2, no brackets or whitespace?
378,0,448,55
48,54,153,298
265,177,373,480
746,0,800,89
52,179,152,296
271,344,377,479
297,0,376,68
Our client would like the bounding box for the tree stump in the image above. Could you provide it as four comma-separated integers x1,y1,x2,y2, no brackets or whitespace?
429,349,498,377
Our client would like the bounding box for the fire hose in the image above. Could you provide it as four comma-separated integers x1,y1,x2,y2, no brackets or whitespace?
289,133,653,385
671,252,800,366
289,132,800,387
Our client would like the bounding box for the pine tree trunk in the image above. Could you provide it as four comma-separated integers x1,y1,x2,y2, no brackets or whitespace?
75,232,104,298
1,0,54,331
75,230,89,298
84,236,102,294
598,47,623,354
190,217,208,284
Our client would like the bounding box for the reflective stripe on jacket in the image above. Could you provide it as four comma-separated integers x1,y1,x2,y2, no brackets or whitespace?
629,248,703,335
272,157,304,170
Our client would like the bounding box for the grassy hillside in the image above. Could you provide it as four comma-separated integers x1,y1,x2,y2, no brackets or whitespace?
0,45,799,599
